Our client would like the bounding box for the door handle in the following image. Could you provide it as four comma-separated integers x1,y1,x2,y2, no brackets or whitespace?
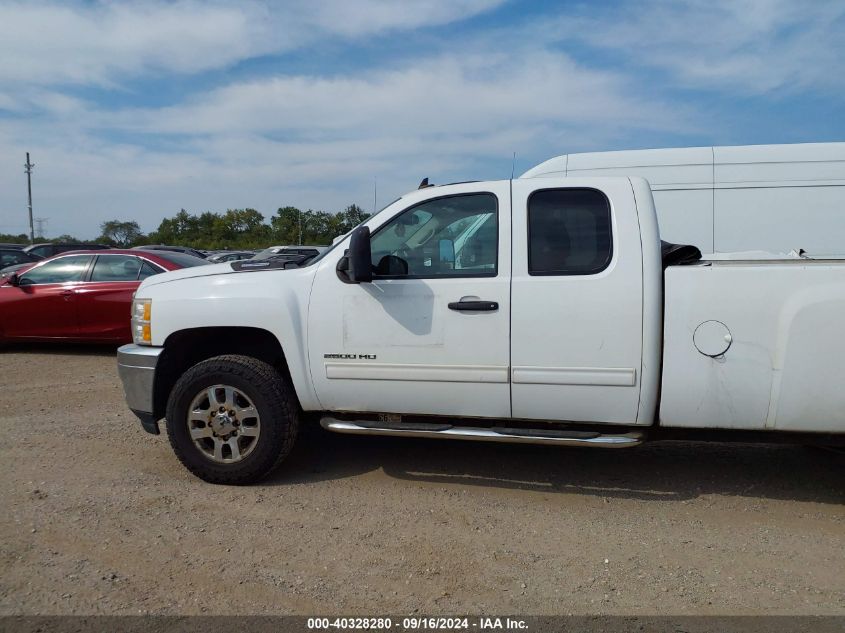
61,289,74,301
448,300,499,311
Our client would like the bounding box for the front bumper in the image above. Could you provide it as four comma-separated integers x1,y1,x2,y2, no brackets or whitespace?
117,343,164,435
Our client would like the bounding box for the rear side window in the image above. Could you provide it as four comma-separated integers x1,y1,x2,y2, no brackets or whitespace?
139,261,163,279
528,188,612,275
91,255,143,282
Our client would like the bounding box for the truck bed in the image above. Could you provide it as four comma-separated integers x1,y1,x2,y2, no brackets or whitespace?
661,258,845,432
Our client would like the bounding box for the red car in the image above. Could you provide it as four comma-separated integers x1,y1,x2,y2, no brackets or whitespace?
0,249,205,343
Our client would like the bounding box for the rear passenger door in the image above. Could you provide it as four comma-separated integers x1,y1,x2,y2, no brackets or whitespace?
75,255,163,340
510,178,644,425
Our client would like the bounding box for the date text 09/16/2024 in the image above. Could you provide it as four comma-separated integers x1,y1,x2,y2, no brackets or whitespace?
306,617,528,630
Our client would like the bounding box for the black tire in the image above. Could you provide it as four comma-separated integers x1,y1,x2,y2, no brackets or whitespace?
165,354,299,484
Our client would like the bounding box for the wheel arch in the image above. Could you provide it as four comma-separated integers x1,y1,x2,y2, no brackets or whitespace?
152,326,299,421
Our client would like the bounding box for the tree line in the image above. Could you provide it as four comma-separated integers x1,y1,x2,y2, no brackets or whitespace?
0,204,370,250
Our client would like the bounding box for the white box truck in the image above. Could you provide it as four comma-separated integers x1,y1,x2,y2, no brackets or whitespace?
523,142,845,255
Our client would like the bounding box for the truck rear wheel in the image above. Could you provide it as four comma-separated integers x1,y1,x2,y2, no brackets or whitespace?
165,354,299,485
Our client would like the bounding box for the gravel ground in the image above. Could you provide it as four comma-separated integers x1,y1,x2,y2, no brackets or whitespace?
0,345,843,616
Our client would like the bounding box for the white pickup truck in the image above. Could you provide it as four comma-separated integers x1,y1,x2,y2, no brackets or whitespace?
117,176,845,484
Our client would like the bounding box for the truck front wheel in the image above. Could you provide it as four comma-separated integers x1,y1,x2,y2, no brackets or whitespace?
165,354,299,485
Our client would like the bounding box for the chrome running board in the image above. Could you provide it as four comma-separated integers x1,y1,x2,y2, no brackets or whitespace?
320,417,643,448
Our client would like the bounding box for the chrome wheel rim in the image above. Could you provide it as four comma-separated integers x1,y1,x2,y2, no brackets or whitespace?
187,384,261,463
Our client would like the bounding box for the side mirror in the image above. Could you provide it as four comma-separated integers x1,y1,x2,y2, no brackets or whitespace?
7,272,20,287
346,226,372,283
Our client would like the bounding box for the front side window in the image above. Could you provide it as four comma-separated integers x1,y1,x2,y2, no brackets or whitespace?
528,188,612,275
18,255,92,285
370,193,498,277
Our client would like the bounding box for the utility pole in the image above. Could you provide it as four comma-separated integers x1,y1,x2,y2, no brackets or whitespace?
24,152,34,244
373,177,377,214
298,209,302,245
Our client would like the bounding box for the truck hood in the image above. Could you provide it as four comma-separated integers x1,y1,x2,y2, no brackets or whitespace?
141,262,239,288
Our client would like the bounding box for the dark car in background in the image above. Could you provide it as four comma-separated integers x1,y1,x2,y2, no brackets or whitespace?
23,242,111,258
133,245,207,259
252,245,289,259
0,249,204,344
264,246,328,266
256,245,327,260
206,251,255,263
0,248,42,270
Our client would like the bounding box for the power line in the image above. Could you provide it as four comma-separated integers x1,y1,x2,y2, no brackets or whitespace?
34,217,48,239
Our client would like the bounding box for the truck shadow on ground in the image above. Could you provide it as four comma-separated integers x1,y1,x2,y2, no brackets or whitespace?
273,425,844,505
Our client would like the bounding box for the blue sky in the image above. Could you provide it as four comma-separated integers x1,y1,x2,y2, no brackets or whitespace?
0,0,843,239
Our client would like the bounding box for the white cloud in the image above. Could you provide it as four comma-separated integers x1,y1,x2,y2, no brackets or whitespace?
0,42,691,236
0,0,505,86
107,50,684,137
0,2,262,86
549,0,845,95
291,0,505,37
2,0,841,238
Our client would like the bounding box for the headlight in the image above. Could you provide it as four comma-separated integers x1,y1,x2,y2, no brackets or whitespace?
131,298,152,345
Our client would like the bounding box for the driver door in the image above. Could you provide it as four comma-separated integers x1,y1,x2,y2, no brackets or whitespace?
307,181,511,418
